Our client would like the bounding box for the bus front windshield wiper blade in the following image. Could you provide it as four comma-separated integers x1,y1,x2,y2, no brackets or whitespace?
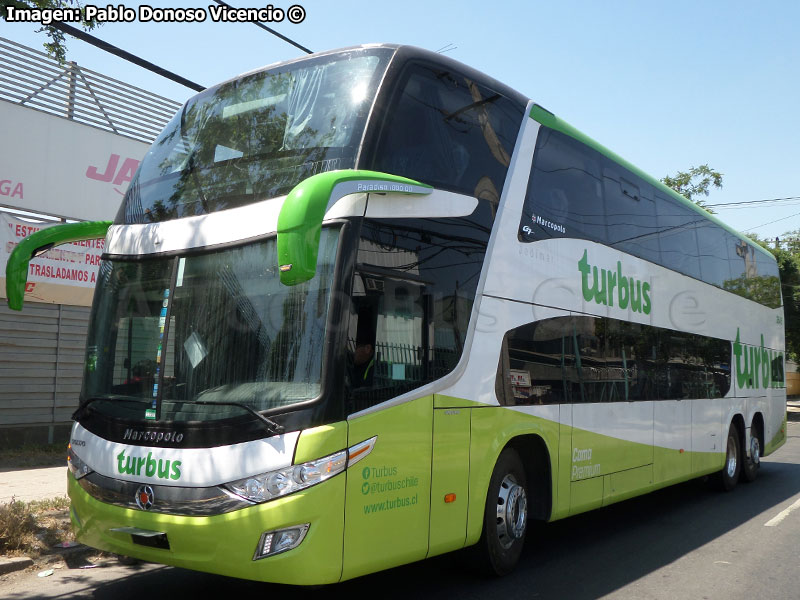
174,399,285,436
72,396,152,421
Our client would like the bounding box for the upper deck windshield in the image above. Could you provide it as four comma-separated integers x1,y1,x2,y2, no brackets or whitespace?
81,228,340,423
118,48,391,224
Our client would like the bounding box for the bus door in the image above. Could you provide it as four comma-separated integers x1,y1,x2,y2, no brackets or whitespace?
341,272,434,580
568,317,654,513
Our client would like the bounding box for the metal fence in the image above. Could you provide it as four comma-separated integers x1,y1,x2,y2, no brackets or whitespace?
0,36,182,143
0,302,90,427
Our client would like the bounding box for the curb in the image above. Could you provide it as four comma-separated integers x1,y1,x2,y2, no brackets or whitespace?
0,556,34,575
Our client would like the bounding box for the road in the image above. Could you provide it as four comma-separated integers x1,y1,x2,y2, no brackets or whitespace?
5,421,800,600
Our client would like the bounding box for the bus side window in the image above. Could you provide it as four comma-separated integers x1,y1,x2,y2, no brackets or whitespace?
370,62,523,200
496,316,731,406
520,128,605,243
697,222,733,290
656,194,701,280
346,273,427,411
496,319,576,406
604,169,660,265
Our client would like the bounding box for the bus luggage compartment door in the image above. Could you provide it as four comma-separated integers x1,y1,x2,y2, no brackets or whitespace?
570,401,654,514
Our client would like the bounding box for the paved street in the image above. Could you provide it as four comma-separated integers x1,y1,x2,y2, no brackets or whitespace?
3,420,800,600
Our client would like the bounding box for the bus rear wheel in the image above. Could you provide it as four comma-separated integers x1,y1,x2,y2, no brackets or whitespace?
478,448,528,576
717,424,741,491
742,426,761,483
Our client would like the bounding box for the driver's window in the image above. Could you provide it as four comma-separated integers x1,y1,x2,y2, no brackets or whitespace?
347,273,426,411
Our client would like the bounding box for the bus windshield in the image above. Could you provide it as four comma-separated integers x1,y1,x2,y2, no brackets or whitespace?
82,228,340,422
119,48,390,224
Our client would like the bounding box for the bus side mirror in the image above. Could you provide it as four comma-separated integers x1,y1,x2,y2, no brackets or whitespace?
276,170,431,286
5,220,111,311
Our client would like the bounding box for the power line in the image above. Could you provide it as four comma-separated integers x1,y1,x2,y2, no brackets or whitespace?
211,0,312,54
710,195,800,208
717,202,800,211
49,21,205,91
743,210,800,232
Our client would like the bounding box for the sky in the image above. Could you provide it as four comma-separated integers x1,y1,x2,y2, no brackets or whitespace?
3,0,799,242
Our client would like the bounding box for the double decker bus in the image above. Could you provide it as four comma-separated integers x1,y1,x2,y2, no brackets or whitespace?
6,44,786,583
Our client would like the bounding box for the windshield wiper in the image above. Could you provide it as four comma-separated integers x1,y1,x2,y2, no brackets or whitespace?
72,396,151,421
74,397,283,436
174,399,285,436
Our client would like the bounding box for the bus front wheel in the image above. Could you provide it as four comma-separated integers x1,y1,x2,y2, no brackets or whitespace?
478,448,528,576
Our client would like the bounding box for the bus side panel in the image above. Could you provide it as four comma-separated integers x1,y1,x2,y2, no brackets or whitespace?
765,393,788,455
341,396,433,581
553,404,573,521
653,400,692,485
691,398,726,475
427,405,471,558
764,383,787,455
465,406,560,546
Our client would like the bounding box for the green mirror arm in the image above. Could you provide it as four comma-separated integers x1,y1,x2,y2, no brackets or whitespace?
277,170,432,285
5,220,112,311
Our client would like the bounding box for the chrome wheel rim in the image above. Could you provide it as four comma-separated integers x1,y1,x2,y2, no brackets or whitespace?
496,474,527,549
726,436,738,478
750,436,761,467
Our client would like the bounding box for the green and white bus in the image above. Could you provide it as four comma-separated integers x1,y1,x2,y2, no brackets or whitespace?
6,44,787,583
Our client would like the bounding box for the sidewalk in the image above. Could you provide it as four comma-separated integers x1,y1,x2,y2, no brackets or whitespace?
0,465,67,503
788,399,800,420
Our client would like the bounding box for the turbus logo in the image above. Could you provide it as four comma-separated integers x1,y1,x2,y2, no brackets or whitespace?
578,249,651,314
117,450,182,481
733,329,785,390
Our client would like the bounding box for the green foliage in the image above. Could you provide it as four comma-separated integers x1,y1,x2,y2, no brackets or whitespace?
0,0,102,63
774,246,800,364
779,228,800,256
745,233,800,364
660,164,723,212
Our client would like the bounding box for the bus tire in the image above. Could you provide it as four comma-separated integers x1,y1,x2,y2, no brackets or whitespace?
478,447,528,576
717,424,741,491
742,424,762,483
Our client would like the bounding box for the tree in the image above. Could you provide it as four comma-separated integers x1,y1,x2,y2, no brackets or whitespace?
747,233,800,364
660,164,723,212
779,228,800,256
0,1,101,63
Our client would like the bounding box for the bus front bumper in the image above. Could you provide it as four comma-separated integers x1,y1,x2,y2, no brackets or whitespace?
67,471,346,585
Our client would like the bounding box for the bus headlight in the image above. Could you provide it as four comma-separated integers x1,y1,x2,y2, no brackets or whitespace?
226,450,347,503
67,444,93,480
